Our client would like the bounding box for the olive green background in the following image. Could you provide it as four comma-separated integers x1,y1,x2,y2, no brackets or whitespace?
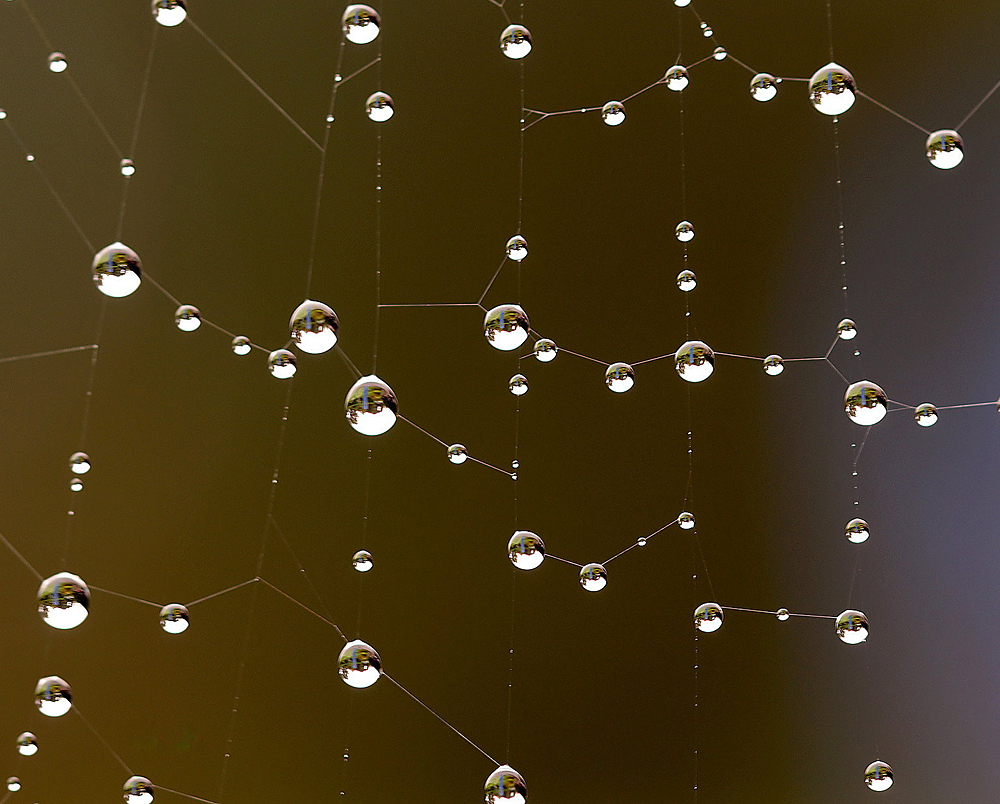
0,0,997,801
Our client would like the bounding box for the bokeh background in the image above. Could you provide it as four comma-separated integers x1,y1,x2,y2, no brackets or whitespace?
0,0,997,801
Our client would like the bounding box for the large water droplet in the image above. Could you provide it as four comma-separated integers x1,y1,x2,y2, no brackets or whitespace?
844,380,887,425
864,761,893,792
750,73,777,102
37,572,89,630
605,362,634,393
34,676,72,717
485,765,526,804
926,129,963,170
124,776,154,804
342,5,380,44
664,65,688,91
836,609,868,644
484,304,529,351
694,603,723,633
601,101,625,126
47,53,68,73
268,349,297,379
151,0,186,26
365,92,394,122
290,300,339,354
16,733,37,757
809,62,856,116
500,25,532,59
579,563,607,592
174,305,201,332
675,341,714,382
92,242,142,298
159,603,189,634
508,531,545,570
338,639,382,688
345,375,398,435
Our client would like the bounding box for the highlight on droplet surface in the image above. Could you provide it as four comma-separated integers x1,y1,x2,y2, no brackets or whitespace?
508,531,545,570
120,158,135,176
151,0,187,26
37,572,90,630
159,603,189,634
92,242,142,298
345,375,398,435
6,777,19,792
47,53,68,73
338,639,382,688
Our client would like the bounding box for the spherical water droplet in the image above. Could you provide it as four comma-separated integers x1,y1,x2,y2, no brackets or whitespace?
702,27,713,36
47,53,68,73
508,531,544,570
763,355,784,376
601,101,625,126
678,511,695,529
338,639,382,688
345,375,398,435
7,777,20,792
837,318,857,340
675,341,714,383
69,452,91,474
836,609,868,644
0,110,7,120
159,603,189,634
776,608,790,621
511,459,519,469
500,25,531,59
34,676,72,717
151,0,186,26
677,270,697,291
845,518,869,544
37,572,89,630
25,154,34,162
120,158,135,176
485,765,526,804
506,235,528,262
484,304,529,351
914,403,938,427
664,65,689,92
809,62,856,116
926,129,963,170
268,349,297,379
533,338,557,362
637,537,647,547
605,362,635,393
124,776,154,804
447,444,468,464
865,761,893,792
694,603,723,633
713,46,727,61
290,300,339,354
579,563,607,592
92,242,142,298
365,92,394,122
675,221,695,243
845,380,887,426
508,374,528,396
352,550,373,572
69,478,83,492
342,5,380,44
16,733,37,757
750,73,777,102
231,336,252,356
673,0,690,6
326,114,335,123
174,305,201,332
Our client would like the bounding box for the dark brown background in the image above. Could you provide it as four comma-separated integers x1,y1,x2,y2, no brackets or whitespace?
0,0,997,801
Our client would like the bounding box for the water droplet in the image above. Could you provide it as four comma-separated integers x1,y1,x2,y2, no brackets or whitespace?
0,110,7,119
914,403,938,427
447,444,468,464
326,114,335,122
579,563,607,592
837,318,857,340
750,73,777,102
601,101,625,126
290,300,339,354
120,158,135,176
92,242,142,298
500,25,531,59
174,305,201,332
865,761,893,792
508,531,545,570
484,304,529,351
352,550,373,572
338,640,382,688
47,53,68,73
694,603,723,633
124,776,154,804
531,338,557,363
231,336,252,356
159,604,189,634
702,27,713,36
267,349,297,380
16,733,37,757
845,380,887,425
508,373,528,396
836,609,868,644
34,676,72,717
605,362,635,393
151,0,187,27
345,375,398,435
25,154,34,162
926,129,963,169
845,518,869,544
673,0,691,6
69,478,83,492
511,459,519,469
69,452,91,474
365,92,394,122
677,270,697,291
637,537,647,547
776,608,790,621
38,572,89,630
7,777,20,792
675,340,715,383
679,511,695,529
342,5,380,44
809,62,856,116
712,46,727,60
485,765,526,804
664,65,689,92
763,355,784,376
506,235,528,262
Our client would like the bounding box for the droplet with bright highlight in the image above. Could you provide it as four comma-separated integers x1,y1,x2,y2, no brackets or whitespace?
926,129,963,169
485,765,526,804
290,300,339,354
123,776,154,804
837,318,857,340
447,444,467,464
675,220,694,242
92,242,142,298
345,375,398,435
508,531,545,570
506,235,528,262
665,65,689,91
776,608,790,621
713,46,727,60
845,380,887,426
750,73,777,102
47,53,68,73
268,349,297,379
809,62,856,116
151,0,187,26
231,336,251,356
533,338,557,362
702,27,713,36
70,478,83,492
352,550,373,572
508,374,528,396
763,355,784,376
338,639,382,688
6,778,19,792
120,158,135,176
673,0,691,6
365,92,394,122
605,362,635,393
694,602,723,633
845,518,869,544
675,340,715,382
159,603,189,634
914,403,938,427
341,5,380,44
16,733,37,757
500,25,531,59
836,609,868,644
484,304,529,351
69,452,91,474
34,677,72,717
601,101,625,126
677,270,697,291
865,761,893,792
579,563,607,592
679,511,695,529
37,572,90,630
174,305,201,332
